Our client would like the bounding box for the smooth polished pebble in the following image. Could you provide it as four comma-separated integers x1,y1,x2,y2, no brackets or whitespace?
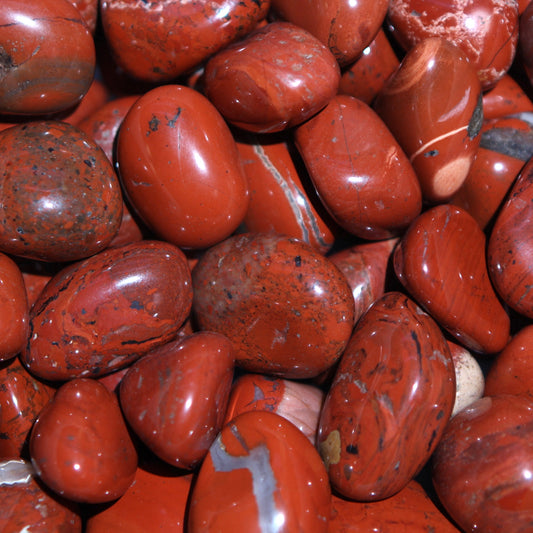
318,292,455,501
387,0,519,90
433,395,533,532
374,37,483,203
22,240,192,381
0,121,123,262
394,204,510,354
270,0,388,66
328,481,460,532
100,0,269,82
482,75,533,120
119,332,234,469
0,0,95,115
295,95,422,240
192,232,354,379
117,85,249,249
488,155,533,319
30,379,138,504
204,22,340,133
188,411,331,532
0,459,81,532
485,325,533,399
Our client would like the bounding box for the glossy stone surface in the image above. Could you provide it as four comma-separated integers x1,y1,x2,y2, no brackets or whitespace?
329,238,398,326
450,114,533,229
387,0,519,90
224,373,324,444
30,378,137,503
520,1,533,88
374,37,483,203
483,75,533,120
70,0,98,34
117,85,249,249
270,0,388,66
188,411,331,532
192,233,354,379
485,325,533,399
0,121,123,262
433,395,533,532
338,28,400,105
488,157,533,319
120,332,234,469
0,459,81,532
0,357,55,458
0,0,95,114
236,133,336,254
0,253,28,361
329,481,459,532
394,205,510,354
22,241,193,381
204,22,340,133
100,0,269,83
317,292,455,501
295,95,421,240
86,464,192,532
447,340,485,417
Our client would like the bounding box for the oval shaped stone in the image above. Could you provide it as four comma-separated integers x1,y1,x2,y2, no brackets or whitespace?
204,22,340,133
295,95,422,240
394,204,510,354
374,37,483,203
0,121,123,262
30,378,137,504
22,240,193,381
317,292,455,501
188,411,331,532
100,0,269,82
488,157,533,319
432,395,533,532
0,0,95,114
117,85,249,249
119,332,234,469
192,233,354,379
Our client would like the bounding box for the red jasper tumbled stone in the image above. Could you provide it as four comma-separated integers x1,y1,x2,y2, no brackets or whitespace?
432,395,533,531
100,0,269,83
0,357,55,459
117,85,249,249
294,95,422,240
188,411,331,532
22,240,192,381
270,0,388,66
374,37,483,203
203,22,340,133
0,459,81,532
192,232,355,379
235,133,336,255
30,378,137,504
0,121,123,262
0,0,95,115
488,156,533,319
119,332,234,469
387,0,519,90
394,204,510,354
317,292,455,501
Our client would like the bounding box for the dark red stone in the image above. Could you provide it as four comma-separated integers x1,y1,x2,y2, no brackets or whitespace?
394,204,510,354
203,22,340,133
22,240,193,381
317,292,455,501
483,75,533,121
0,121,123,262
433,395,533,532
192,233,354,379
30,378,137,503
188,411,331,532
119,332,234,469
294,95,422,240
